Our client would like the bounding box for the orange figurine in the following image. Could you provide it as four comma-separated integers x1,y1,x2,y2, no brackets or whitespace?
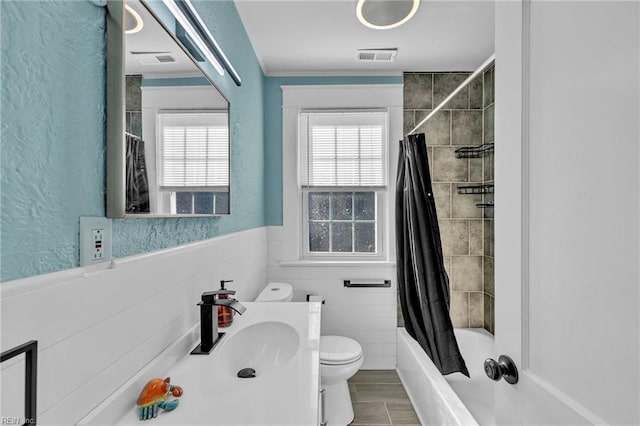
136,377,183,421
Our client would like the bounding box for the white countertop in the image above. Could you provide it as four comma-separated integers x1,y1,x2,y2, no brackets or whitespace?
98,302,321,426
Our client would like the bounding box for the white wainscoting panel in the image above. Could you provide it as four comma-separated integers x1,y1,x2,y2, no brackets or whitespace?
267,226,397,369
0,227,267,425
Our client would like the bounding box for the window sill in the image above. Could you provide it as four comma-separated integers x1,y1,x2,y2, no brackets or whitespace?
277,260,396,268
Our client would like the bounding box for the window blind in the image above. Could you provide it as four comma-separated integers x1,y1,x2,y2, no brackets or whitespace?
158,112,229,190
298,111,388,187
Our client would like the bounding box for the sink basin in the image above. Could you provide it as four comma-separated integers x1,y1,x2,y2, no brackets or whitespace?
216,321,300,378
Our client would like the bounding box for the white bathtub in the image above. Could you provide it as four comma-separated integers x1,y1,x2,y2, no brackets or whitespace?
396,328,495,426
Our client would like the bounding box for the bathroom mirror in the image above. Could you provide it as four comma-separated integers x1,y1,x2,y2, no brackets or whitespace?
107,0,230,217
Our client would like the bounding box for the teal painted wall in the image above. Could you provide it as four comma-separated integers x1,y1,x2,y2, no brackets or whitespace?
1,1,106,282
263,76,403,225
1,0,266,281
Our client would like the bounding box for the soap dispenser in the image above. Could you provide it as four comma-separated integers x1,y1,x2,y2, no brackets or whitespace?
217,279,235,327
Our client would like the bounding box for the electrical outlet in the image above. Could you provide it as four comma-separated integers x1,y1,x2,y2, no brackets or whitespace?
80,217,112,267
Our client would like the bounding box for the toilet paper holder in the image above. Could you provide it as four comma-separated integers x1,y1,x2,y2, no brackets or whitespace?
306,294,326,304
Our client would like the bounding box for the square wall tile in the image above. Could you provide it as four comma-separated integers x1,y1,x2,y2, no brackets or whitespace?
483,152,494,182
470,220,483,255
470,76,484,109
450,291,469,327
451,256,483,292
451,110,483,146
404,73,433,109
434,73,469,109
129,112,142,138
452,185,482,218
469,292,484,328
483,103,495,144
404,110,415,135
484,256,494,296
484,219,494,257
433,183,451,219
484,294,494,334
433,147,468,182
444,256,452,281
125,75,142,111
415,110,450,145
470,157,484,183
427,146,434,180
484,66,495,108
439,219,469,256
483,193,494,219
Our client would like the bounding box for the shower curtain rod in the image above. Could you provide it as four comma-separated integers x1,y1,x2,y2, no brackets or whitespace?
406,53,496,137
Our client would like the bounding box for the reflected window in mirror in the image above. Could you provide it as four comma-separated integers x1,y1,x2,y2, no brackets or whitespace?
107,0,231,217
158,111,229,215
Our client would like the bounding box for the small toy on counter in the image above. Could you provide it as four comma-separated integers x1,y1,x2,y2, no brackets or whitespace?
136,377,183,421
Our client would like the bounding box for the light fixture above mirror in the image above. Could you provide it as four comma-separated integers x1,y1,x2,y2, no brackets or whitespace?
161,0,241,86
125,4,144,34
356,0,420,30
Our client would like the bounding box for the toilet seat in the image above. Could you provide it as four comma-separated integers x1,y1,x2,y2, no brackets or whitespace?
320,336,363,365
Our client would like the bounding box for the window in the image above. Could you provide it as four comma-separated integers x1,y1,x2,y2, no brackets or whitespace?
299,111,387,257
158,111,229,214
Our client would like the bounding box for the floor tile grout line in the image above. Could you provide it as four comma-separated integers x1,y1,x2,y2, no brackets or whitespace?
383,401,393,425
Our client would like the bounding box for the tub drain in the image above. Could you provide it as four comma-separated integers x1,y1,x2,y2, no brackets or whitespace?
237,367,256,378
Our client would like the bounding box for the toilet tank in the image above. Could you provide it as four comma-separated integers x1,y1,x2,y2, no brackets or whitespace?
255,282,294,302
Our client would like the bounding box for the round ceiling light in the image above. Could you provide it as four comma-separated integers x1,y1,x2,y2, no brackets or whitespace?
125,4,144,35
356,0,420,30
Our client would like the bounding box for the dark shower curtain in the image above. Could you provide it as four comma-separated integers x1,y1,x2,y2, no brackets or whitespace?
396,133,469,377
126,133,150,213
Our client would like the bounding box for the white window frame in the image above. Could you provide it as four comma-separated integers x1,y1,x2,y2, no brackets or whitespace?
301,189,385,259
156,109,229,192
298,108,388,260
280,84,403,264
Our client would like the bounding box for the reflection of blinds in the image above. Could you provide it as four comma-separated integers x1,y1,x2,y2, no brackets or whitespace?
158,112,229,189
299,111,387,188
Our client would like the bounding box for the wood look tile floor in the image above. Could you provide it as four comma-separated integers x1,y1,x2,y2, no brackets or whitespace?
348,370,420,425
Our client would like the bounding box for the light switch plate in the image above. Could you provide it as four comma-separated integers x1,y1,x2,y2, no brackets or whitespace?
80,217,112,267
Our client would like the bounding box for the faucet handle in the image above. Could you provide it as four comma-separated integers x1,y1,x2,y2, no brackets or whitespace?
220,279,234,289
200,288,237,304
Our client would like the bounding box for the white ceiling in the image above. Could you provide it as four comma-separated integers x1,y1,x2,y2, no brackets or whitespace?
125,0,202,76
233,0,495,76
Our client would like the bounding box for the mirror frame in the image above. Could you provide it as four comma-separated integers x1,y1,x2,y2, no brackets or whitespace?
106,0,231,218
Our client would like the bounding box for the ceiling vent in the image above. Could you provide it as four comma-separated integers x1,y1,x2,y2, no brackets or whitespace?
130,51,176,65
357,48,397,62
155,55,176,63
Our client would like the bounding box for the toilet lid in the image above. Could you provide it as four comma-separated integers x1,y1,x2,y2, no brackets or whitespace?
320,336,363,365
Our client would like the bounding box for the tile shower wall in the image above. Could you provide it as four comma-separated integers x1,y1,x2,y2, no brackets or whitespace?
403,71,494,331
482,65,495,334
125,75,142,138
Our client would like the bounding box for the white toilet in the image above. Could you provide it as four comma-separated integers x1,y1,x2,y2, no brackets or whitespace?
255,282,364,426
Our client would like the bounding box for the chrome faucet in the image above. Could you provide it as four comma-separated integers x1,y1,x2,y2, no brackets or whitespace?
190,285,246,355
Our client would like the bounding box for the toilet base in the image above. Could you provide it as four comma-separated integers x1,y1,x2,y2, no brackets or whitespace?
322,381,354,426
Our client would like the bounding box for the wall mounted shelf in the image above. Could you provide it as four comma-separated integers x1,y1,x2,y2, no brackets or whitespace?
456,184,494,195
454,143,494,158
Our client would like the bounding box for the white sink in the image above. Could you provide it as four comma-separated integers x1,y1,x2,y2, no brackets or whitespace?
80,302,322,426
216,321,299,378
